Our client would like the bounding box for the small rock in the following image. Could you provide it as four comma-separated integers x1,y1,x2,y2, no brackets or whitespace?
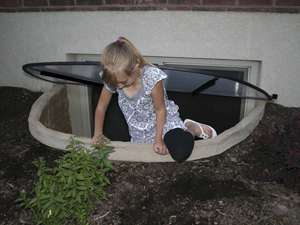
202,160,210,163
169,215,176,224
273,204,289,215
231,158,237,162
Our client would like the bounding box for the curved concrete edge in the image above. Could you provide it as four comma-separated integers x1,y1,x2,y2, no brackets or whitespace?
28,85,266,162
189,100,266,161
28,85,73,151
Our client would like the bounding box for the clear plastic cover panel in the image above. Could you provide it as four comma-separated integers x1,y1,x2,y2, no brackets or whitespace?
23,62,272,100
29,64,102,85
163,69,269,100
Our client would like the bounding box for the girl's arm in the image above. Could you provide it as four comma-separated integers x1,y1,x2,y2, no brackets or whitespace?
151,81,169,155
91,86,112,145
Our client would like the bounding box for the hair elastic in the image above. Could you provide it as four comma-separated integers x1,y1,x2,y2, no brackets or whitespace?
117,39,122,43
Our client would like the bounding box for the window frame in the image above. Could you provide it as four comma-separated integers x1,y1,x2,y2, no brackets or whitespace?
68,54,261,136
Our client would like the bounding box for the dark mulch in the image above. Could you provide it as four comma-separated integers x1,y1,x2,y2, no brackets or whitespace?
0,87,300,225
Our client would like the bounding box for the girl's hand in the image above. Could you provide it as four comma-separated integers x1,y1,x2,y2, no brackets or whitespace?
91,135,110,145
91,136,100,145
153,139,169,155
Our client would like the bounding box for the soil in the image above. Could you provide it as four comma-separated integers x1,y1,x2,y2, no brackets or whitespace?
1,86,300,225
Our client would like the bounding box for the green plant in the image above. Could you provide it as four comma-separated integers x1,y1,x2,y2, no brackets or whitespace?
243,114,300,188
16,135,114,224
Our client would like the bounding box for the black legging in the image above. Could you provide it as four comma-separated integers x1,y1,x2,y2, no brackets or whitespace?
164,128,194,162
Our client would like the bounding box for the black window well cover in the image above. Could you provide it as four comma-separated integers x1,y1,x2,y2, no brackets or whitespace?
22,61,277,100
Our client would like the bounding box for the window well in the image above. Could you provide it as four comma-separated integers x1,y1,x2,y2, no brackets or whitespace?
22,59,276,143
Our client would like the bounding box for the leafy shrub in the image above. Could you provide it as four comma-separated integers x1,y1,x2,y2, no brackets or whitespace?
16,136,114,225
242,114,300,188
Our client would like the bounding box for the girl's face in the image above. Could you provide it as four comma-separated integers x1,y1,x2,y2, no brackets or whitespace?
116,64,139,89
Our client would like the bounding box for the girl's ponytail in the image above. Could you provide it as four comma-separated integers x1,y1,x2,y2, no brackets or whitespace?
118,37,155,68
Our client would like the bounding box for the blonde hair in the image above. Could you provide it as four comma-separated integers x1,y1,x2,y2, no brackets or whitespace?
101,37,155,89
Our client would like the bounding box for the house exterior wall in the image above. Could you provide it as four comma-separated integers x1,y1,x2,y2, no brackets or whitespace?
0,1,300,107
1,0,300,13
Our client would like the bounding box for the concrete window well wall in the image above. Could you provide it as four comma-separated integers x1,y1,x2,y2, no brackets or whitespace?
27,56,273,162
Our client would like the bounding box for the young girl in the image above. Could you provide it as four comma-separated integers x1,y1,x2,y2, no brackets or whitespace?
91,37,217,162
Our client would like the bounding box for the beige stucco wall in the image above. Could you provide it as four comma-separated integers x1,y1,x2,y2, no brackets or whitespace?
0,11,299,107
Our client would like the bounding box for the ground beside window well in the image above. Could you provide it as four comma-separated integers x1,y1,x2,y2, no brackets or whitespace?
0,87,300,224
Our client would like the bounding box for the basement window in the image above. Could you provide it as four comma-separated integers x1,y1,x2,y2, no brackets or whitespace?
68,54,262,140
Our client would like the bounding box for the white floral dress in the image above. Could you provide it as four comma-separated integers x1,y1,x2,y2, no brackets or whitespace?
100,66,186,143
